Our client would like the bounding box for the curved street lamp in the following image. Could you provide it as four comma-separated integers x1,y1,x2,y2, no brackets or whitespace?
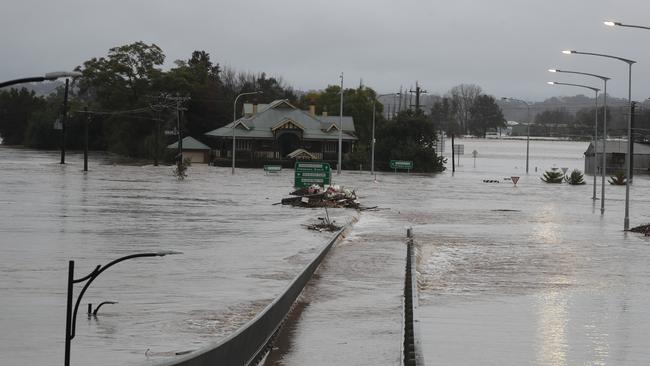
371,92,400,177
232,91,262,175
0,71,81,88
604,20,650,31
501,97,531,173
549,69,610,212
64,251,181,366
562,49,636,230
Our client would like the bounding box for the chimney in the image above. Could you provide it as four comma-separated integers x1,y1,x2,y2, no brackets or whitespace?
322,106,328,117
252,102,258,115
309,104,316,116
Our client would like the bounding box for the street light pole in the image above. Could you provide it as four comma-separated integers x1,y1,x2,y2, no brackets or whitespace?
502,97,531,173
548,69,609,211
64,251,180,366
563,49,635,229
60,78,69,164
371,92,400,177
232,91,262,175
338,72,343,175
547,81,600,200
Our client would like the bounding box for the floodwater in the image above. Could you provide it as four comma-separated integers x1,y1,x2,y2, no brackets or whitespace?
0,147,353,366
266,138,650,365
2,138,650,365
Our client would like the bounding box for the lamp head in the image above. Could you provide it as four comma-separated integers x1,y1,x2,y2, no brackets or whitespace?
548,69,558,73
547,82,556,85
156,250,183,256
562,50,574,55
44,71,82,80
604,21,620,27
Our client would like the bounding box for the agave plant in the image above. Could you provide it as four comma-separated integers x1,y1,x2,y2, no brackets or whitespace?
608,171,626,185
565,169,586,185
541,167,564,183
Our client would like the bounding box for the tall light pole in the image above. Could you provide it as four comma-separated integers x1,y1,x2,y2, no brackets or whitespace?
502,97,531,173
547,81,600,194
371,92,400,176
563,49,636,230
604,20,650,225
549,69,609,212
232,91,262,175
338,72,344,175
64,251,180,366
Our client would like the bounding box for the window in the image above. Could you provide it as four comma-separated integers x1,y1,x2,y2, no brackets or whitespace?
324,142,337,153
236,139,251,151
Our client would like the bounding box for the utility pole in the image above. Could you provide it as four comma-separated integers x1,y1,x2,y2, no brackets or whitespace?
84,107,89,172
397,85,406,114
338,72,344,175
409,81,428,113
630,101,636,183
60,78,70,164
152,94,189,170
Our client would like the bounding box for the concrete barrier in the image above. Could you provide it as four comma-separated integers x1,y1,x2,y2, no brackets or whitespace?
153,227,346,366
404,228,424,365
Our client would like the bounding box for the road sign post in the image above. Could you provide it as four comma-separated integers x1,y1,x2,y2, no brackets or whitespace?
390,160,413,173
294,162,331,188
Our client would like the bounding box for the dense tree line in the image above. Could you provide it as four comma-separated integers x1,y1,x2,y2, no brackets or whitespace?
0,42,297,157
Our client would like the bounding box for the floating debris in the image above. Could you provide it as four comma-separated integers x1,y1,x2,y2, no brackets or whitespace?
630,224,650,236
281,184,361,209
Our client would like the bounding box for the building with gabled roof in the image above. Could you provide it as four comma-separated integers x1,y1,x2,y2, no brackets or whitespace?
205,99,357,163
584,140,650,175
167,136,211,163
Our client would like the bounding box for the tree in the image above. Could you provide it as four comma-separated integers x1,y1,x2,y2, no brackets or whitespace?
467,95,506,137
431,97,460,134
0,88,46,145
375,110,445,172
449,84,482,134
75,42,166,157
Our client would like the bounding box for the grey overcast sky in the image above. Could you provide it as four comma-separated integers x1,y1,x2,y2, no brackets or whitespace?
2,0,650,101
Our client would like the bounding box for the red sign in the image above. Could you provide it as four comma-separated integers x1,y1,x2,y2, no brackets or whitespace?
511,176,520,185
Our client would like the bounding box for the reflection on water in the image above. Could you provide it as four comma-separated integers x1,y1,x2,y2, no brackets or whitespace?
536,286,568,366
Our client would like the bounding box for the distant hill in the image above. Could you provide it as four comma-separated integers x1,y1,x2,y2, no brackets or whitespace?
497,94,629,123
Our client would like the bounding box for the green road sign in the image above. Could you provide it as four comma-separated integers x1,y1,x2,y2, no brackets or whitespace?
294,161,331,188
264,165,282,173
390,160,413,170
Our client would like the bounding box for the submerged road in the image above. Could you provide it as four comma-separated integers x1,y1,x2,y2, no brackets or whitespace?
264,214,406,365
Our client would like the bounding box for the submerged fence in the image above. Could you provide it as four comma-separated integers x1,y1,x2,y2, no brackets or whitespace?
155,227,346,366
404,228,424,365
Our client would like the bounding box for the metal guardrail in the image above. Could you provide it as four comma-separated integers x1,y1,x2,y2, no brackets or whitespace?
153,227,346,366
404,228,424,365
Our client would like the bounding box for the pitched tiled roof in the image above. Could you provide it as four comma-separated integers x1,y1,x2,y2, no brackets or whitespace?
205,100,357,141
167,136,211,150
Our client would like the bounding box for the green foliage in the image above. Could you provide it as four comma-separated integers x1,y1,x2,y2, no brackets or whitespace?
173,157,192,180
431,97,460,134
0,88,47,145
565,169,586,185
375,110,445,172
609,171,626,185
541,167,564,183
467,95,506,137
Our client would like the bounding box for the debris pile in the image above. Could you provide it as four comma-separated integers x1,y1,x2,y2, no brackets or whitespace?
304,208,342,232
281,184,360,209
630,224,650,236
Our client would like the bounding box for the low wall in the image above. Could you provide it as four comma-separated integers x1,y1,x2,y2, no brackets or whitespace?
152,228,346,366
